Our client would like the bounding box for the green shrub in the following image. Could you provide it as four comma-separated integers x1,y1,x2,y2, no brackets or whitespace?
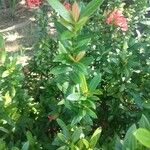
0,0,150,149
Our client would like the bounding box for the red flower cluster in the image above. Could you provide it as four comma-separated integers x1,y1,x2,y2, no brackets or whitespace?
63,1,71,11
26,0,42,8
106,10,128,31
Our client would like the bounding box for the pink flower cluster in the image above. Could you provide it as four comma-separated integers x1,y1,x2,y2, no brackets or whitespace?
106,10,128,31
63,1,71,11
26,0,42,8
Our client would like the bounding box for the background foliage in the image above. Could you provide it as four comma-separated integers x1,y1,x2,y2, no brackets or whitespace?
0,0,150,149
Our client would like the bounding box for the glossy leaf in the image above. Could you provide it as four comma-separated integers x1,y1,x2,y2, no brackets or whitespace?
142,101,150,109
75,38,91,50
57,146,69,150
57,119,70,138
123,124,137,150
0,34,4,49
26,131,35,146
79,73,88,94
58,42,67,54
0,127,9,133
73,62,87,75
90,127,102,148
72,127,83,143
11,147,19,150
80,0,104,18
76,17,88,30
134,128,150,148
50,66,71,75
70,71,81,84
21,141,29,150
0,139,6,150
2,70,9,78
141,18,150,25
139,114,150,130
59,18,73,31
86,108,97,119
0,50,6,63
67,93,80,101
89,74,101,92
71,115,83,125
75,51,85,62
47,0,72,22
81,139,89,148
58,133,68,143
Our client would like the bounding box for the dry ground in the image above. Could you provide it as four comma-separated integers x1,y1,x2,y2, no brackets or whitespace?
0,0,38,65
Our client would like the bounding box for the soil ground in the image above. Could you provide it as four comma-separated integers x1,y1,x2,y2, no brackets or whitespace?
0,0,38,65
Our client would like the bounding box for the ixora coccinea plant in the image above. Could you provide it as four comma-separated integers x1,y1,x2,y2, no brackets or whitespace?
106,9,128,31
47,0,104,149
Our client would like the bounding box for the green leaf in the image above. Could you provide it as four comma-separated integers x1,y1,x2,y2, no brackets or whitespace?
57,133,68,143
0,50,6,63
60,31,74,40
58,18,73,31
57,119,70,138
90,127,102,148
72,127,83,143
75,51,86,62
50,66,71,75
70,145,80,150
11,147,20,150
86,108,97,119
139,114,150,130
115,136,123,150
2,70,9,78
57,146,69,150
81,139,89,148
123,124,137,150
67,93,80,101
0,34,5,49
71,115,83,125
141,18,150,26
21,141,29,150
85,100,96,109
0,127,9,133
76,17,88,30
75,38,91,50
89,74,101,92
58,99,65,105
142,101,150,109
54,19,66,34
0,35,5,64
132,92,142,108
0,139,6,150
73,62,87,75
26,131,35,146
58,42,67,54
80,0,104,19
79,109,86,118
134,128,150,148
11,86,16,98
79,73,88,94
4,91,12,105
47,0,72,22
80,56,94,66
70,71,81,84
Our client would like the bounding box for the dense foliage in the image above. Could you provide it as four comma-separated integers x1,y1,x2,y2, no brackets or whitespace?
0,0,150,149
